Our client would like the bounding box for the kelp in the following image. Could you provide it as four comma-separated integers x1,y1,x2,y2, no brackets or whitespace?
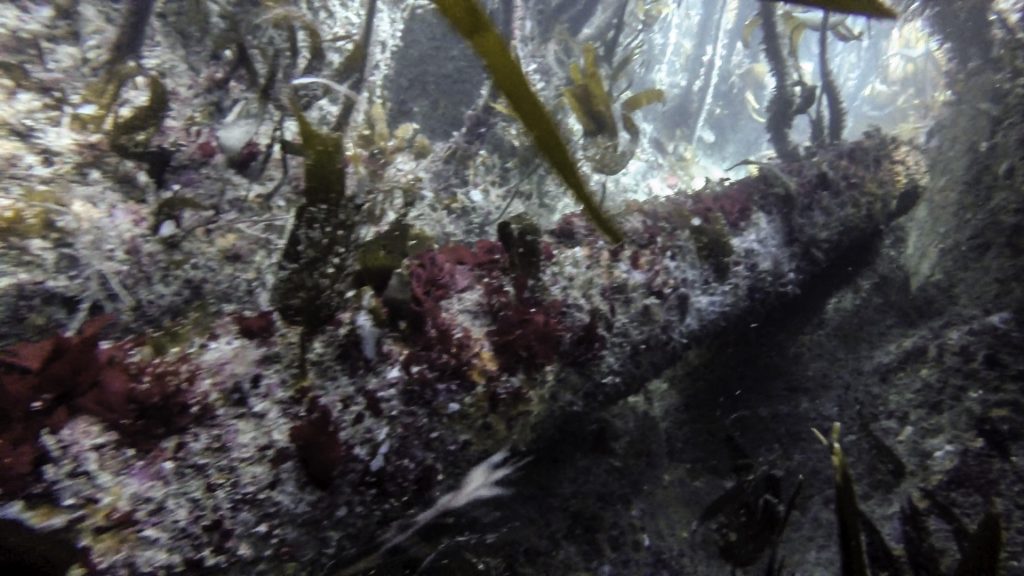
109,74,174,188
72,63,139,131
697,471,802,569
272,102,355,375
774,0,897,19
106,0,158,69
73,1,158,132
759,2,801,162
621,88,665,138
814,423,868,576
354,221,433,294
497,214,543,280
819,12,846,143
953,508,1003,576
564,45,618,139
260,5,326,78
743,10,863,63
109,75,169,157
430,0,623,244
333,0,377,133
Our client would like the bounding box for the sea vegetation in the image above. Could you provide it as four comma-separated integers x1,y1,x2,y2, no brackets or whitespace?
815,11,847,145
430,0,624,243
743,9,864,63
108,74,174,188
563,43,664,175
697,470,803,570
758,2,803,162
271,103,356,376
814,423,1003,576
782,0,897,19
700,419,1006,574
268,0,639,371
0,316,203,499
751,0,896,161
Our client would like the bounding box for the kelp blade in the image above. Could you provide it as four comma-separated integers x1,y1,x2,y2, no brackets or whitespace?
430,0,624,244
290,99,345,206
621,89,665,114
772,0,897,19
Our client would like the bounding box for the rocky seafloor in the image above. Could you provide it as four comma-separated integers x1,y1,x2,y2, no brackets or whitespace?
1,1,1023,575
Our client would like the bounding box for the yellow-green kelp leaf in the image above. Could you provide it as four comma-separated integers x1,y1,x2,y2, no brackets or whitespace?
430,0,624,244
621,88,665,114
772,0,897,19
621,89,664,140
815,423,869,576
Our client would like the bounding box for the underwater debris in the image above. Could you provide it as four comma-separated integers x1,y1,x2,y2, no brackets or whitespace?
431,0,624,243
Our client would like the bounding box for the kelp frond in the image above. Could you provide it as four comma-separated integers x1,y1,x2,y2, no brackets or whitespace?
814,423,868,576
818,12,846,143
258,5,326,76
774,0,897,19
760,1,800,162
290,100,345,207
273,101,354,376
562,42,663,174
430,0,623,244
620,88,665,139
